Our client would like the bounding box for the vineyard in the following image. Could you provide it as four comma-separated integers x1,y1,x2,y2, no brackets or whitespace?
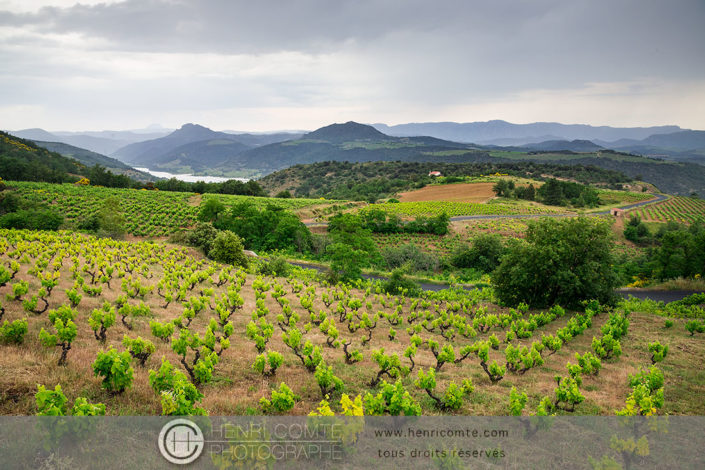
372,220,528,259
373,232,466,258
595,189,655,206
359,200,568,218
629,196,705,224
6,181,337,237
1,228,702,418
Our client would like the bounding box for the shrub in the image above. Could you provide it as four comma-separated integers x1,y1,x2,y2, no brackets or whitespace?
149,358,207,415
0,318,28,344
364,379,421,416
492,217,618,308
326,243,365,283
648,341,668,364
314,362,344,398
685,320,705,336
260,383,299,414
95,197,126,239
88,301,116,342
150,320,175,342
381,268,421,296
36,385,105,416
209,231,249,268
0,208,63,231
253,350,284,376
257,256,292,277
415,367,474,411
451,234,505,272
40,316,77,366
92,348,134,394
198,198,225,223
187,222,218,254
123,335,156,367
381,244,439,272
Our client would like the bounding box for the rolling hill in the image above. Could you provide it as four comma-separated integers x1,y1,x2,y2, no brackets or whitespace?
213,121,480,176
210,121,704,196
110,123,300,174
9,128,167,155
29,140,153,182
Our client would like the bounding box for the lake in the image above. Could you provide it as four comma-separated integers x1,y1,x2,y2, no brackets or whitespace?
135,167,248,183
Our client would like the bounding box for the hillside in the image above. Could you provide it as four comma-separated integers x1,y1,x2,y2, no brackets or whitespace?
112,123,243,164
8,128,164,155
0,131,85,182
140,138,251,173
257,160,632,200
214,121,477,176
241,122,705,197
30,140,154,182
110,124,303,175
522,152,705,197
522,139,604,153
303,121,392,142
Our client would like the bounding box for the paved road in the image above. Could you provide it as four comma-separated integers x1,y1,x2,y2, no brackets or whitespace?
289,262,702,301
304,194,669,226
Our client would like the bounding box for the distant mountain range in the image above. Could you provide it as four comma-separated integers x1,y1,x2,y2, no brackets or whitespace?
10,127,172,156
209,121,484,176
109,123,301,174
6,119,705,195
372,120,684,145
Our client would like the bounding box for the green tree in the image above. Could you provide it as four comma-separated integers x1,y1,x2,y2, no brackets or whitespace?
198,198,225,223
623,215,650,244
187,222,218,254
450,233,505,272
96,197,126,239
326,243,365,283
209,231,249,268
492,217,617,308
539,178,565,206
327,213,377,258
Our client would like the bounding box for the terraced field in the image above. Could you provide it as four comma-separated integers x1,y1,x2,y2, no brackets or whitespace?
630,196,705,224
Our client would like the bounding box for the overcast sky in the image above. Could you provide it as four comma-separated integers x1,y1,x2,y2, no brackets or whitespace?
1,0,704,132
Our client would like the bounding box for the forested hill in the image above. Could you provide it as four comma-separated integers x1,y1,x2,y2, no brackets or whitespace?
31,140,153,182
213,121,476,175
214,122,705,196
257,160,632,200
0,131,85,182
0,131,140,188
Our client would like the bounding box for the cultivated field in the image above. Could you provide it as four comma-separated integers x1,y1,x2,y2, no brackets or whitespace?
630,196,705,224
398,182,496,203
1,229,702,418
7,181,338,237
359,200,567,218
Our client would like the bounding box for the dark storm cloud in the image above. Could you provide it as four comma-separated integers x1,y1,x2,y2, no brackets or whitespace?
3,0,703,91
1,0,703,130
2,0,701,61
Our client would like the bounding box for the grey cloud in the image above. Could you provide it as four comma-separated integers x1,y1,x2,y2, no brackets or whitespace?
1,0,704,130
3,1,703,83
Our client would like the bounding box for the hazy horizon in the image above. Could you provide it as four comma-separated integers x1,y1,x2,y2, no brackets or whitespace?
5,118,699,136
2,0,704,132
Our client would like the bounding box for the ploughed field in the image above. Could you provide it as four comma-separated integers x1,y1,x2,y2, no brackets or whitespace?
398,183,497,203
